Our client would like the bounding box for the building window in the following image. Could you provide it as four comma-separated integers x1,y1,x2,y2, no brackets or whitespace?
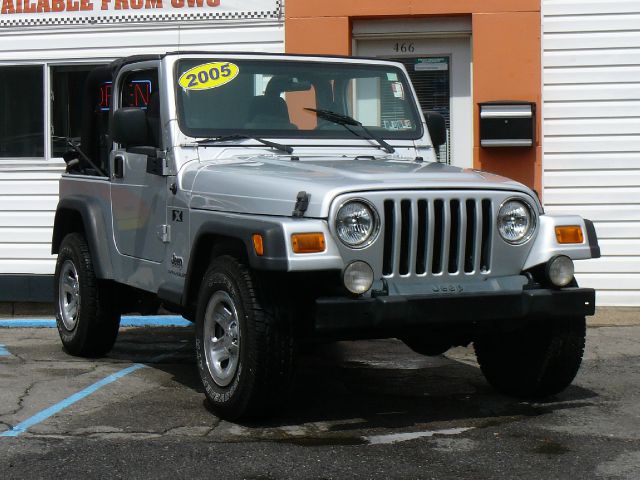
51,64,104,158
0,66,44,158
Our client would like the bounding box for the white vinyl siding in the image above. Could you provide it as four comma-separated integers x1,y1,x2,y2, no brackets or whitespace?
0,20,283,277
0,167,62,274
543,0,640,306
0,22,284,62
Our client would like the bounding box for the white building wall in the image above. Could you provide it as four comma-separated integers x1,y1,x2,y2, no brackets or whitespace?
0,20,284,279
542,0,640,306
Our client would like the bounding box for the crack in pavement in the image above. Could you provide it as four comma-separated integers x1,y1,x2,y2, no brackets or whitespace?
0,363,106,420
13,357,191,367
0,420,14,431
160,424,220,437
16,358,132,365
1,351,26,364
24,419,221,440
0,381,38,420
25,429,214,440
0,347,189,438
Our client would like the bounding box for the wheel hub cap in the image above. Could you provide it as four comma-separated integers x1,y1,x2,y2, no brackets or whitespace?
58,259,80,330
203,291,241,387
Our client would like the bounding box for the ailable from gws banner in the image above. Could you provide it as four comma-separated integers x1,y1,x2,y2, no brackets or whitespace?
0,0,280,25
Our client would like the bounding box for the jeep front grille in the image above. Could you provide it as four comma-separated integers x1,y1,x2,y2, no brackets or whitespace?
382,198,493,277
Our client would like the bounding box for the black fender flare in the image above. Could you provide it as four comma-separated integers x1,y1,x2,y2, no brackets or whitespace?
179,215,289,309
52,195,114,279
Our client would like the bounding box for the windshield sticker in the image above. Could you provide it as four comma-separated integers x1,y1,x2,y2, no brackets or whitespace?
178,62,239,91
383,119,413,131
391,81,405,100
386,72,398,81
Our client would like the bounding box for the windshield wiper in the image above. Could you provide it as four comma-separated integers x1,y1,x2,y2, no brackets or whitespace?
196,134,293,154
304,108,395,154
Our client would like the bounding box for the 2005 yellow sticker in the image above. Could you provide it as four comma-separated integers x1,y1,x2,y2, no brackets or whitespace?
178,62,239,91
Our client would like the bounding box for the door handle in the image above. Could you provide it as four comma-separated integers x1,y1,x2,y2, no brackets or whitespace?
113,155,125,179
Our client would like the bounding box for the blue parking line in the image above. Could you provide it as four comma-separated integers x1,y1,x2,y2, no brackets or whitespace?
0,344,10,356
0,319,54,328
120,316,191,327
0,363,146,438
0,316,191,328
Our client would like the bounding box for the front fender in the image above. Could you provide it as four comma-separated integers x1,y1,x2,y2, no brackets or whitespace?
188,210,344,273
523,215,600,270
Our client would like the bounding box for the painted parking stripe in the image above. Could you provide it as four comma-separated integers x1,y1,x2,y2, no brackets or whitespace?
0,344,10,356
0,315,191,328
0,319,54,328
0,363,146,438
120,316,191,327
0,345,187,438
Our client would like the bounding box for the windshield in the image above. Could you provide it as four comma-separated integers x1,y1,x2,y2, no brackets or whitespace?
175,58,423,140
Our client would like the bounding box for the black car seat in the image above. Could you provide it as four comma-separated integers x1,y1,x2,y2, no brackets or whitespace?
246,94,297,130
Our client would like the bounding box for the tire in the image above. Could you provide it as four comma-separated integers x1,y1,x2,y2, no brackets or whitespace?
54,232,121,357
195,255,295,420
474,317,586,398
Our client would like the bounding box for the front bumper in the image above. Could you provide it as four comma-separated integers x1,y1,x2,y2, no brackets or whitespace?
314,287,595,336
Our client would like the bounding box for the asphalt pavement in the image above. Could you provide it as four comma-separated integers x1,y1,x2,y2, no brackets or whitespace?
0,320,639,479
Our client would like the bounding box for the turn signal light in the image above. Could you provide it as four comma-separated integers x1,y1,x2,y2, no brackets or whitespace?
252,234,264,256
292,233,326,253
555,226,584,244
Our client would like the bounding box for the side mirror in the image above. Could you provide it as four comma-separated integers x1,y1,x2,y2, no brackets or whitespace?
112,108,148,148
423,111,446,148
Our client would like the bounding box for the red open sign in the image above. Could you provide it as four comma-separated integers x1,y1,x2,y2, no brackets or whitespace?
98,79,152,111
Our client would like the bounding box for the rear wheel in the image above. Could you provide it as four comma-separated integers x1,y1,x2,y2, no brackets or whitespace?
195,256,295,420
474,317,586,398
55,233,120,357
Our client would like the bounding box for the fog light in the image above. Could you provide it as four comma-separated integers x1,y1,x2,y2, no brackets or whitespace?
343,261,374,295
546,255,574,287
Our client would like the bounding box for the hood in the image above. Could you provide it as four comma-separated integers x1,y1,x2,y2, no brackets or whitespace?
186,154,536,218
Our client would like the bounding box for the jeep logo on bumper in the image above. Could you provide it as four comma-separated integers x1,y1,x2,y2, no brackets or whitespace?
432,284,464,294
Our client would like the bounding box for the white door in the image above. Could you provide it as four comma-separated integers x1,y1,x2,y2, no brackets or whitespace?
356,37,473,168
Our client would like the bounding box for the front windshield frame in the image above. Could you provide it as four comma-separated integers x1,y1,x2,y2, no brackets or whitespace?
174,58,424,141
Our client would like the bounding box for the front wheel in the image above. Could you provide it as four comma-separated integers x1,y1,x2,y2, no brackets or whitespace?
195,256,295,420
54,232,121,357
474,317,586,398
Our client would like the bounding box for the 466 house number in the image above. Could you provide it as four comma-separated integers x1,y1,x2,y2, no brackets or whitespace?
393,42,415,53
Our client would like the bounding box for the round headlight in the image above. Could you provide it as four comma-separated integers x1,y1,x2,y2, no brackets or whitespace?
497,199,535,244
335,200,380,248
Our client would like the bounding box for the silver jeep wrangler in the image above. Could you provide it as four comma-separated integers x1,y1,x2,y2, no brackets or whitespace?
52,52,600,420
